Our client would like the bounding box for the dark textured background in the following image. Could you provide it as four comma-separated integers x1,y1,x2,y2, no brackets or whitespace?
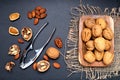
0,0,119,80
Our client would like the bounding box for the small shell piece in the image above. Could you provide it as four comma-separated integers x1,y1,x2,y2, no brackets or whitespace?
37,60,50,72
21,27,32,41
8,44,20,56
9,12,20,21
9,26,19,35
5,61,15,71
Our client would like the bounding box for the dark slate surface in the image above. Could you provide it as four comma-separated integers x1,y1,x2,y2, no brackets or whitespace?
0,0,119,80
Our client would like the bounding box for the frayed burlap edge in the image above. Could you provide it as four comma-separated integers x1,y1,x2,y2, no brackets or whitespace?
64,4,120,80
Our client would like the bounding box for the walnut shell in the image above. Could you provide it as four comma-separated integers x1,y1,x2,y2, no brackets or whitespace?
94,37,105,52
86,40,94,51
84,51,96,63
96,18,107,29
103,51,114,65
94,50,104,61
103,27,113,40
46,47,60,59
105,40,111,50
92,25,102,37
84,18,95,29
37,60,50,72
81,28,91,42
21,27,32,41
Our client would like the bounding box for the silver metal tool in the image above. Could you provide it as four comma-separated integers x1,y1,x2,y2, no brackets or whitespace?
20,28,56,69
20,22,48,64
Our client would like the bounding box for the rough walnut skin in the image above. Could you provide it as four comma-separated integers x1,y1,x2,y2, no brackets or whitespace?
81,28,91,42
94,50,104,61
84,18,95,29
86,40,94,51
105,40,111,50
103,27,113,40
92,25,102,37
103,51,114,65
94,37,106,52
84,51,96,63
96,18,107,29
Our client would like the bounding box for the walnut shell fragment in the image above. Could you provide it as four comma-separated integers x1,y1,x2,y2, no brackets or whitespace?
21,27,32,41
9,12,20,21
9,26,19,36
5,61,15,72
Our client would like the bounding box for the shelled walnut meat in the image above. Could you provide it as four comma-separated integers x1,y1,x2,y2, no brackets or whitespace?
5,61,15,71
21,27,32,41
8,44,20,56
27,6,47,25
54,37,63,48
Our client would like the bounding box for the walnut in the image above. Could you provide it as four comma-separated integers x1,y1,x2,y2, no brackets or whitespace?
96,18,107,29
84,51,96,63
8,44,20,56
54,37,63,48
86,40,94,51
105,40,112,50
46,47,60,59
103,51,114,65
21,27,32,41
92,25,102,37
5,61,15,71
103,27,113,40
37,60,50,72
94,50,104,61
81,28,91,42
84,17,95,29
94,37,105,52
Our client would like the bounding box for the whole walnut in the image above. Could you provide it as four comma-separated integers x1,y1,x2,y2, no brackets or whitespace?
105,40,111,50
94,50,104,61
103,27,113,40
84,51,96,63
84,18,95,29
96,18,107,29
103,51,114,65
94,37,105,52
92,25,102,37
86,40,94,51
81,28,91,42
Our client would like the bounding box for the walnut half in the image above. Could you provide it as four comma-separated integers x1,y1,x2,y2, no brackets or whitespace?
21,27,32,41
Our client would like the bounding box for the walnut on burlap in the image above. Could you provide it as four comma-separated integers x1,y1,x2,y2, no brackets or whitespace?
64,3,120,80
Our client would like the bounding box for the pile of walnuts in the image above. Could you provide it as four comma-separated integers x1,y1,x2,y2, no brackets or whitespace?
81,17,114,65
